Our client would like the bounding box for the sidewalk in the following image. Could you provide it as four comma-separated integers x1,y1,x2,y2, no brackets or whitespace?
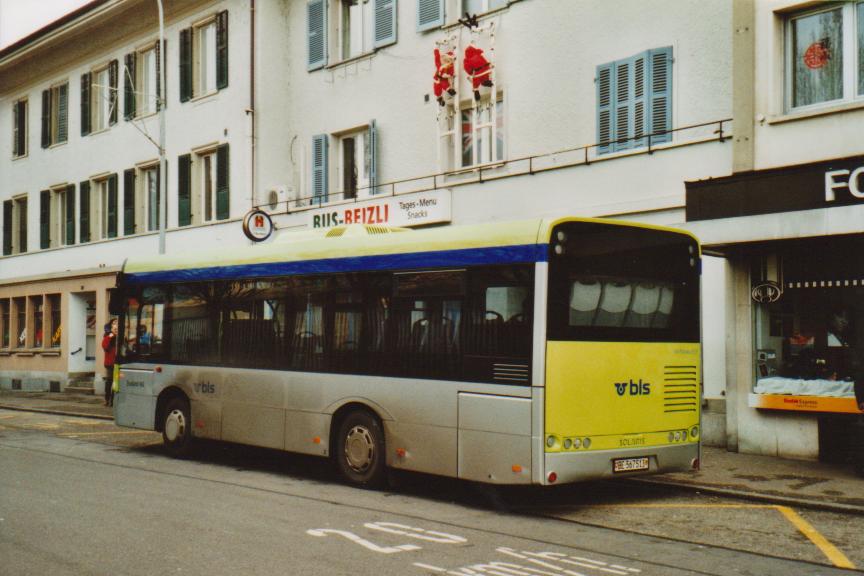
1,388,862,514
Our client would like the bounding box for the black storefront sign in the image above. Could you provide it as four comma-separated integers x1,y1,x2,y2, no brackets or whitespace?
686,155,864,222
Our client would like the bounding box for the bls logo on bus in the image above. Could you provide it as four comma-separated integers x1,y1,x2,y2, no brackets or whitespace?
194,382,215,394
614,379,651,396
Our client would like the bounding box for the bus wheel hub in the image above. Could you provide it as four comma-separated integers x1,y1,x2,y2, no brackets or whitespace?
345,426,374,472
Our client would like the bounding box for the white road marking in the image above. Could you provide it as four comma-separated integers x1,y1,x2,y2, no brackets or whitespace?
366,522,467,544
306,528,421,554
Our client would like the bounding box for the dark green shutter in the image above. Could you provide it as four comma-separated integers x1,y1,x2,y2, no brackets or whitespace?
123,168,136,235
180,28,192,102
217,10,229,89
65,185,75,246
57,84,68,143
107,174,118,238
109,59,119,125
39,190,50,249
79,181,91,243
124,52,136,120
3,201,12,255
41,89,50,148
178,154,192,226
216,144,230,220
19,199,27,253
13,100,26,157
81,72,91,136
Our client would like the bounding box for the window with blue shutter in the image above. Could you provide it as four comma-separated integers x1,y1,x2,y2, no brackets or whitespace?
307,0,327,71
596,47,672,155
374,0,397,48
312,134,329,205
417,0,443,32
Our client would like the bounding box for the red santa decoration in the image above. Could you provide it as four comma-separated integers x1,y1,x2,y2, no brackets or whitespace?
433,48,457,106
463,42,493,101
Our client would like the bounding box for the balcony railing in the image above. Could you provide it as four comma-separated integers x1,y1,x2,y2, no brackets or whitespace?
273,118,732,213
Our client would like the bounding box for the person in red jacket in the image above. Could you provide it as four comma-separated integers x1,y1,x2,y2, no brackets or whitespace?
101,318,118,407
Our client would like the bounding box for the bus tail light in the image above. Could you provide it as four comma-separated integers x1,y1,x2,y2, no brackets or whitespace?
547,471,558,484
396,448,406,458
312,436,321,444
512,464,522,473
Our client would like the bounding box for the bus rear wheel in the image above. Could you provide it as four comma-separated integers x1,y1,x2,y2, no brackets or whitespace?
162,397,193,458
335,410,386,488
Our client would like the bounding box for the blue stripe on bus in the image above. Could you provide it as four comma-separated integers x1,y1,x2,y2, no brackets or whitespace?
124,244,549,284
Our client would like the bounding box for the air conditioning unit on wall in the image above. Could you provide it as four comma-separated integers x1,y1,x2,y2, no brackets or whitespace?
266,186,289,213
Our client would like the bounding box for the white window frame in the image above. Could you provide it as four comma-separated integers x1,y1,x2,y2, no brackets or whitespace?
45,81,68,147
337,127,371,200
94,178,110,239
460,0,508,16
194,18,218,98
12,97,28,158
141,164,160,231
446,94,505,171
137,46,159,117
51,186,71,248
192,149,218,224
10,195,28,254
339,0,374,61
785,2,864,113
91,66,111,133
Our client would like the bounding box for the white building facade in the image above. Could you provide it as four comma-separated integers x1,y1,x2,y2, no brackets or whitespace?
685,0,864,463
1,0,735,433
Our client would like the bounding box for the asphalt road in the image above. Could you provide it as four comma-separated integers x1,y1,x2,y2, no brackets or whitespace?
0,410,860,575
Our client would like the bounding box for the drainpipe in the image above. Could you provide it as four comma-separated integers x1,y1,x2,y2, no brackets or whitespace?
249,0,257,210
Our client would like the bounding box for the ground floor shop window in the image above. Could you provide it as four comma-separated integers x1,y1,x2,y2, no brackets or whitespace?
753,285,863,399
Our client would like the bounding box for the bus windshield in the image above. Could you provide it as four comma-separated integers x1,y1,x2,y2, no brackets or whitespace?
547,222,700,343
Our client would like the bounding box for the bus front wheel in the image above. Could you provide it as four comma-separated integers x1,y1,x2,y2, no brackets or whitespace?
162,397,193,458
335,410,386,488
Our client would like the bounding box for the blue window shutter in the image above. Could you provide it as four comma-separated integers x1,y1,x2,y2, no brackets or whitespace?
307,0,327,71
417,0,443,32
374,0,397,48
648,46,673,145
632,52,648,149
596,63,614,155
613,58,632,152
312,134,329,205
368,120,378,195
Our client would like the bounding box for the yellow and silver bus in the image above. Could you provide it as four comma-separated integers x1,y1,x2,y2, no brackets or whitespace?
113,217,701,487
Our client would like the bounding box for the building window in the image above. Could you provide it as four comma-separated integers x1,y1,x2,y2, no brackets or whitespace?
178,144,229,225
3,196,28,255
596,47,672,155
125,44,160,119
41,83,68,148
48,294,61,348
14,297,26,348
180,11,228,102
338,124,378,199
89,174,118,240
81,62,118,136
786,3,864,111
460,97,504,168
51,185,76,247
1,299,10,348
307,0,396,71
341,0,374,60
12,98,27,158
462,0,507,15
31,296,44,348
144,166,160,232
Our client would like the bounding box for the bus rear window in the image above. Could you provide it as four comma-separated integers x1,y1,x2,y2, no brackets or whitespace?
547,222,699,343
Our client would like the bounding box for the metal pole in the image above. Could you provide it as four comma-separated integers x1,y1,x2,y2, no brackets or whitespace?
157,0,167,255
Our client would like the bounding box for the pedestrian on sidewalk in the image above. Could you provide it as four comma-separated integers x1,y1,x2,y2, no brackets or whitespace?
101,318,118,407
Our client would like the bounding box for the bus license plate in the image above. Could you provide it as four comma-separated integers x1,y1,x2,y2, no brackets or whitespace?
613,457,649,473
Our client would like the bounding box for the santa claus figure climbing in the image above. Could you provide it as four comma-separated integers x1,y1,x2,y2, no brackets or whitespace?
433,48,457,106
463,42,493,101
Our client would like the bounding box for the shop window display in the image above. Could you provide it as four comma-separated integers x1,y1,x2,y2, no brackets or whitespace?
753,287,864,400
